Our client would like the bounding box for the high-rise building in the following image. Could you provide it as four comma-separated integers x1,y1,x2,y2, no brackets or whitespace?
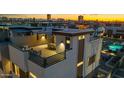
78,15,83,23
47,14,51,20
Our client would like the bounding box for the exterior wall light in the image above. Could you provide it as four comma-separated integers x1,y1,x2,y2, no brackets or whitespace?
78,35,85,40
41,34,46,40
77,61,83,67
66,40,70,44
57,41,65,53
60,41,64,46
41,35,45,39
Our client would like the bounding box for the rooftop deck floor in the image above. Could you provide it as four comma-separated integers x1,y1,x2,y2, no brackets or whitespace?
31,44,57,58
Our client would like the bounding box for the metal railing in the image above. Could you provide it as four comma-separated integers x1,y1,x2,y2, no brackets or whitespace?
29,51,46,67
29,50,66,68
45,52,65,67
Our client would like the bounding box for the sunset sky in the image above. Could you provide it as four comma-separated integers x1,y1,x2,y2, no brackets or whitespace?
1,14,124,22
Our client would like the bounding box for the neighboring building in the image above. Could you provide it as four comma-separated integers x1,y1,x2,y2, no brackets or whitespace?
47,14,51,21
0,26,103,78
105,23,124,39
78,15,84,23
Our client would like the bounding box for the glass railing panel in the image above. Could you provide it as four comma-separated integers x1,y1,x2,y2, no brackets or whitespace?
29,51,66,68
46,52,65,67
29,51,46,67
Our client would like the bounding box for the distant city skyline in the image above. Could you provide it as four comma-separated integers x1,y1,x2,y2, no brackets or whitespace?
1,14,124,22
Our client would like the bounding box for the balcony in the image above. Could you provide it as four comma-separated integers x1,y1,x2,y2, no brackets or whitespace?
29,50,65,68
28,43,66,68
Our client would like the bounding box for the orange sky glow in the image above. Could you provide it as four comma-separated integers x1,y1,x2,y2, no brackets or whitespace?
1,14,124,22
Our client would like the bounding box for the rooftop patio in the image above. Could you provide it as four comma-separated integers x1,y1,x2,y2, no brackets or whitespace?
28,43,66,68
31,44,57,58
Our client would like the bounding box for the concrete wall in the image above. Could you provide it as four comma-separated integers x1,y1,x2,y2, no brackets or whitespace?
56,35,66,53
10,34,49,47
83,34,89,77
44,36,78,78
83,35,102,77
9,45,29,72
56,35,73,53
86,38,102,76
27,60,45,77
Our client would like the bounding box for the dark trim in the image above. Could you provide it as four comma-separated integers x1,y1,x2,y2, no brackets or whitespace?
52,31,94,36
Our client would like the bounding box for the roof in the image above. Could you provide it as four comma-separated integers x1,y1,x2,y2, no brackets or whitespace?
9,26,43,30
12,29,31,33
52,28,95,36
9,26,43,33
32,30,52,35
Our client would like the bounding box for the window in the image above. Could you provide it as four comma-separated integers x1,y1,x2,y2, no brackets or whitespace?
88,55,96,66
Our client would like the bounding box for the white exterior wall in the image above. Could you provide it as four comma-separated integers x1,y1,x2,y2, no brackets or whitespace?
27,60,45,77
9,45,29,72
56,35,73,52
10,34,48,47
44,36,78,78
83,35,102,77
83,34,89,77
95,38,103,67
56,35,66,53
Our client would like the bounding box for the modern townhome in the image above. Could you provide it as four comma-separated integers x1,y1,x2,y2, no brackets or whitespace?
0,26,103,78
105,23,124,39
